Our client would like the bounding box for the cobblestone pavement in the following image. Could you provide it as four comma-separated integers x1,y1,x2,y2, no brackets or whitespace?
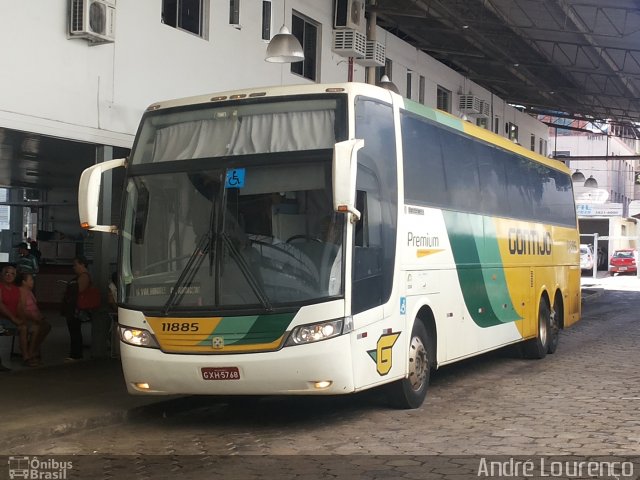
5,287,640,479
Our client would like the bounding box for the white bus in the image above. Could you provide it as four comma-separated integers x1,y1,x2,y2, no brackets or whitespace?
79,82,581,409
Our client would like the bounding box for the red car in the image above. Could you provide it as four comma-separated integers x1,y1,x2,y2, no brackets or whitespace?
609,249,637,274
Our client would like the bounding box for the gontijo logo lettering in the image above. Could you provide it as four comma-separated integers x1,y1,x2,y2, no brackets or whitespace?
508,228,552,256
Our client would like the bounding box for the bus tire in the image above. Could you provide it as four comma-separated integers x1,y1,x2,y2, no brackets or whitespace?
522,297,550,359
547,301,560,355
387,321,430,409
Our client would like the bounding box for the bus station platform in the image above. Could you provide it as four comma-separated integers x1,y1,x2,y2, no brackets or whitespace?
0,313,182,452
0,275,633,453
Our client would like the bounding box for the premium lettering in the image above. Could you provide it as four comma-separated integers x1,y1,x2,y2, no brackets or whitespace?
407,232,439,248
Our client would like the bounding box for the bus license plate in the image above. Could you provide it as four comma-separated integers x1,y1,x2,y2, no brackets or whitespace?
201,367,240,380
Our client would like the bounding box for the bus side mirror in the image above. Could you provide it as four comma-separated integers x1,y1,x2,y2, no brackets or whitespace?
78,158,127,233
333,139,364,223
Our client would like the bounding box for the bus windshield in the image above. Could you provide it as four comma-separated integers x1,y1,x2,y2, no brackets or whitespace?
121,160,344,313
120,96,347,312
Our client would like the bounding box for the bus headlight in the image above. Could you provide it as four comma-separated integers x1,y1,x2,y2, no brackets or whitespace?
119,326,160,348
286,318,345,346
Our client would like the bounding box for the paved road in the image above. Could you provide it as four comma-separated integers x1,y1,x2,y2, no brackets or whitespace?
6,285,640,478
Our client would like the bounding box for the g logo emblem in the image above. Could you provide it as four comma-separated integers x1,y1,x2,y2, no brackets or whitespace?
367,332,400,375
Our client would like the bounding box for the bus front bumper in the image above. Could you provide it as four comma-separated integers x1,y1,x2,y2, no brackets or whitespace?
120,335,355,396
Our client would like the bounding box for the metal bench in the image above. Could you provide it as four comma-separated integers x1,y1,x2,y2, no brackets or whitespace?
0,326,23,357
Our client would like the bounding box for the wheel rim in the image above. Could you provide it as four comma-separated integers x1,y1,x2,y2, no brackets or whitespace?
539,306,548,346
408,335,429,391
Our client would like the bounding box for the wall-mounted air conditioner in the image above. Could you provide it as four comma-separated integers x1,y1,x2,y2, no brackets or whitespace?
332,30,367,58
477,100,491,118
355,40,385,67
458,94,481,115
69,0,116,43
335,0,366,34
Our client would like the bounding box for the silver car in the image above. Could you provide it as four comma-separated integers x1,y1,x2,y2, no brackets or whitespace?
580,244,594,271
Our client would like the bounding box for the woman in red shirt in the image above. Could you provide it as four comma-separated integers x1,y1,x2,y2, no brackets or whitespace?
0,265,30,364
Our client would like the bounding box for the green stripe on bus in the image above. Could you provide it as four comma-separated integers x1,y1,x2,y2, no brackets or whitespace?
443,211,520,327
197,312,295,346
479,218,521,323
403,100,464,132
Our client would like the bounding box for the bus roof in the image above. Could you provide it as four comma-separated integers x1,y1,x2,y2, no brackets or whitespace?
145,82,391,112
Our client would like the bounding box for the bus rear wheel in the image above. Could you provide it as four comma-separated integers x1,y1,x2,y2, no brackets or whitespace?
522,297,551,359
387,321,430,409
547,301,560,355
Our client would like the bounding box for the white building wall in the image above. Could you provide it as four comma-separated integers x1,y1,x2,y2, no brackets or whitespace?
552,134,638,211
0,0,548,150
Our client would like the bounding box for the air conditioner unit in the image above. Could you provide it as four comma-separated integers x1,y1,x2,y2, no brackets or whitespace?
477,100,491,118
25,189,41,201
332,29,366,58
355,40,385,67
69,0,116,43
458,94,481,115
335,0,366,34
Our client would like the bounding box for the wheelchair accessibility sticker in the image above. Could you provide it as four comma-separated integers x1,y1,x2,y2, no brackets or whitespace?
367,331,400,376
225,168,245,188
400,297,406,315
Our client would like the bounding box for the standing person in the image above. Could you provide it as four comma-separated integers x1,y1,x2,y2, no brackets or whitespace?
16,272,51,366
15,243,39,275
107,272,118,313
0,265,30,364
29,240,42,266
64,255,99,361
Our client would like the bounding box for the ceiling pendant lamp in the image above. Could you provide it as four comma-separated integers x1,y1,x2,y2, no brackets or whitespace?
378,75,399,93
571,170,586,183
584,175,598,188
265,2,304,63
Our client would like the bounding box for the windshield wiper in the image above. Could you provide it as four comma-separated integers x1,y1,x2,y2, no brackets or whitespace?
221,232,272,311
161,232,210,315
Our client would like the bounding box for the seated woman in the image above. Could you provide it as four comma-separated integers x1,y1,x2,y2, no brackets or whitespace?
0,265,29,365
16,271,51,366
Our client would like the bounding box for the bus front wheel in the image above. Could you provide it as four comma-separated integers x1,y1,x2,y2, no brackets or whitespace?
522,297,551,359
387,321,430,409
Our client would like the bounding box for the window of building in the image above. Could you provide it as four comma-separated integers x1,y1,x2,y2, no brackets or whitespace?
436,86,451,113
506,122,518,142
419,75,425,104
476,117,489,129
291,12,319,81
229,0,240,25
494,117,500,134
406,71,412,99
375,58,393,85
0,188,9,231
162,0,207,38
261,1,271,40
530,134,536,151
